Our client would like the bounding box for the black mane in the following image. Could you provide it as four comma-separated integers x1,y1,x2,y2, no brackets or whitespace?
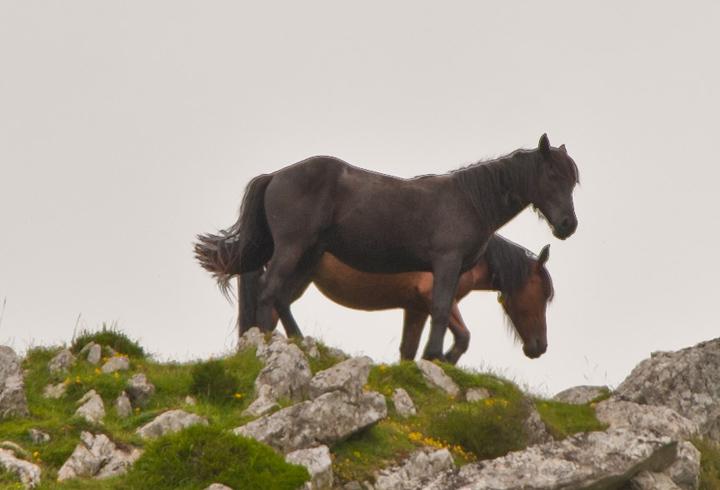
484,235,554,300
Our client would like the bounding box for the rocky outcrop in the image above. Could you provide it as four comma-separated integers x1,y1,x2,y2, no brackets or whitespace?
75,389,105,424
136,409,208,439
595,399,698,440
80,342,102,365
101,356,130,374
48,349,75,374
57,432,141,481
614,338,720,440
553,385,608,404
0,447,41,488
425,428,677,490
286,445,333,490
391,388,416,418
244,333,312,417
0,346,29,418
309,356,371,400
126,373,155,408
373,448,454,490
416,360,460,398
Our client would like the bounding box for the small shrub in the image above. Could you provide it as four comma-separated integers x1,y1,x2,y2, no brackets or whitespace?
71,323,145,359
189,360,240,403
123,425,309,490
429,398,529,460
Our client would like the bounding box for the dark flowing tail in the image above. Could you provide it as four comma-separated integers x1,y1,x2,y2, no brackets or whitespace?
194,174,274,297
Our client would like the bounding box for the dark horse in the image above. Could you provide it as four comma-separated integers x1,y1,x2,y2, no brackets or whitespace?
237,235,554,364
195,134,578,360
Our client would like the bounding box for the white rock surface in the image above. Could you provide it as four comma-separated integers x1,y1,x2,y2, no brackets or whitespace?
615,338,720,440
309,356,372,400
0,346,29,418
465,388,490,402
237,327,267,353
204,484,234,490
596,399,699,440
665,440,701,490
286,445,333,490
425,428,677,490
115,392,132,418
75,390,105,424
553,385,609,404
42,382,67,399
0,447,41,488
630,471,681,489
301,337,321,358
57,432,141,481
80,342,102,365
236,390,387,454
48,349,75,374
136,409,208,439
101,356,130,374
126,373,155,408
28,429,50,444
391,388,416,418
374,448,454,490
415,360,460,398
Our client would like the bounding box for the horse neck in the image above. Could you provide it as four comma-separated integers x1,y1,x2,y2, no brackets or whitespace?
453,151,537,231
468,260,494,292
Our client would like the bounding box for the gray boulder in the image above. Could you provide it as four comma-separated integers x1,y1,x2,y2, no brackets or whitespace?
75,390,105,424
309,356,372,400
374,448,454,490
244,335,312,417
286,445,333,489
391,388,416,418
630,471,681,489
115,392,132,418
237,327,267,353
415,360,459,398
465,388,490,402
28,429,50,444
595,399,698,440
80,342,102,365
553,385,609,404
48,349,75,374
57,432,141,481
136,409,208,439
101,356,130,374
0,346,29,418
235,390,387,454
425,428,677,490
615,338,720,440
0,447,41,488
126,373,155,408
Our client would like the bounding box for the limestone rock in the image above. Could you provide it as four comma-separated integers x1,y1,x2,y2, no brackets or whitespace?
0,447,41,488
553,385,609,404
596,399,698,440
126,373,155,408
244,335,311,417
235,390,387,454
42,382,67,399
28,429,50,444
101,356,130,374
57,432,141,481
48,349,75,374
301,337,321,358
115,392,132,418
524,404,554,445
309,356,372,400
0,346,29,418
415,360,459,398
374,448,454,490
238,327,267,353
665,440,701,490
75,390,105,424
204,484,234,490
465,388,490,402
286,445,333,490
630,471,681,489
81,342,102,365
136,409,208,439
0,441,29,459
425,428,677,490
392,388,416,418
615,338,720,439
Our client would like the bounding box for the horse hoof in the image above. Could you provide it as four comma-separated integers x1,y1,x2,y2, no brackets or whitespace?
422,352,447,362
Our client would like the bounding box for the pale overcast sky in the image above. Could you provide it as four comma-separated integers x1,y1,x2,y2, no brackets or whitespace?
1,2,718,395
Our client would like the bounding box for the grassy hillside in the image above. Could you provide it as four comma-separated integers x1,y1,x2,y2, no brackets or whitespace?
0,327,611,489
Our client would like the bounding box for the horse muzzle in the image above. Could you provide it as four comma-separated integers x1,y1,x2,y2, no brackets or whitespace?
523,340,548,359
551,215,578,240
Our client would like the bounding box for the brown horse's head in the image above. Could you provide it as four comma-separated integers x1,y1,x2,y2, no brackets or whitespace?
531,134,579,240
497,244,553,359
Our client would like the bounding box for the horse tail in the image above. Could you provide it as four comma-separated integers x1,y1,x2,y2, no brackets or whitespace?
194,174,274,297
237,271,261,335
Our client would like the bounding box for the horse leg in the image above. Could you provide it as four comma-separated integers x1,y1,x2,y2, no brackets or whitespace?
256,244,307,332
422,258,462,361
444,302,471,365
399,309,429,361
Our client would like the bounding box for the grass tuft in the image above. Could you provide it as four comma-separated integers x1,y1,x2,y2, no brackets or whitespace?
70,323,145,359
189,360,242,404
534,399,607,439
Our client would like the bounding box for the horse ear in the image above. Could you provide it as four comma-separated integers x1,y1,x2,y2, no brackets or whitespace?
538,244,550,266
538,133,551,157
559,144,567,153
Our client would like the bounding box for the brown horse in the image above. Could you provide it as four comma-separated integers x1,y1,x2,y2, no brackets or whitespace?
239,234,553,364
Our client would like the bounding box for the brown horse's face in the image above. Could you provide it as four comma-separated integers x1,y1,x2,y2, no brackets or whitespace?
532,134,579,240
499,245,553,359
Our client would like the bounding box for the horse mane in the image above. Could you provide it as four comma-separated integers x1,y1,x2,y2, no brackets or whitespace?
484,235,554,301
450,150,537,224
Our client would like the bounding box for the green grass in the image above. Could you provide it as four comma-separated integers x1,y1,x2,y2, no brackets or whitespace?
694,438,720,490
534,399,607,439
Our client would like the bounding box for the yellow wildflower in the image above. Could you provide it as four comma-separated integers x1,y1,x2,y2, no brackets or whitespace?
233,393,244,399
